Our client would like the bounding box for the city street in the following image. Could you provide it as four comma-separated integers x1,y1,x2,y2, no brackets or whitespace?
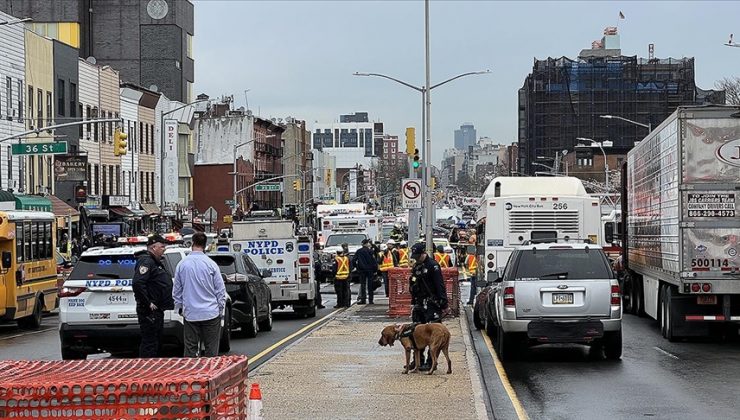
465,305,740,420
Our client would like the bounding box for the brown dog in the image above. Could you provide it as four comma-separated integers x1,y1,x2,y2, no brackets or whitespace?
378,323,452,375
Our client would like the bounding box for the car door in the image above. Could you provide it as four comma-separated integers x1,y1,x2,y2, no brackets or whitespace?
240,255,262,313
243,255,268,314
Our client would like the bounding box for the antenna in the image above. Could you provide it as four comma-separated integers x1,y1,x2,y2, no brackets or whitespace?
149,84,158,92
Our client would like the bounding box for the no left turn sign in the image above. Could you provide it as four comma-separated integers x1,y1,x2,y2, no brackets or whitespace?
402,178,422,208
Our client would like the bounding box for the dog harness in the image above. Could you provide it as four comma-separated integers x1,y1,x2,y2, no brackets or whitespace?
395,323,420,350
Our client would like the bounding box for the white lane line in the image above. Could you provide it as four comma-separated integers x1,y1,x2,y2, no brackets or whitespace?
0,327,55,341
653,346,680,360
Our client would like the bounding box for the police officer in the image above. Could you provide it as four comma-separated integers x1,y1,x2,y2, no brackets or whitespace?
409,243,448,370
132,234,174,358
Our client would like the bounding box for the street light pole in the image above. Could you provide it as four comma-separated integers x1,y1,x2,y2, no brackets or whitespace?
576,137,610,192
424,0,433,250
599,114,651,132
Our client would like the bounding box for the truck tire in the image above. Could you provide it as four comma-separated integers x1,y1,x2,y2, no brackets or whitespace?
219,306,231,353
17,296,43,330
242,304,258,338
258,303,273,331
623,273,637,315
306,301,317,318
603,330,622,360
635,278,646,317
663,285,677,342
659,284,668,338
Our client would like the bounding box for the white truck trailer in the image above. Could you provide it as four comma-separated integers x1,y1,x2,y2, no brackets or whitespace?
621,105,740,340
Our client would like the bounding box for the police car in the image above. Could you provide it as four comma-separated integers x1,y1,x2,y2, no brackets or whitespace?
58,245,232,359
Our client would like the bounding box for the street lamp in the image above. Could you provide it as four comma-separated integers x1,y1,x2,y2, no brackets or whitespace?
576,137,613,191
0,17,32,26
600,114,651,132
353,68,490,247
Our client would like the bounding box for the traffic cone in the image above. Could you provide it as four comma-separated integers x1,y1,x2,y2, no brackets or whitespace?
247,383,263,420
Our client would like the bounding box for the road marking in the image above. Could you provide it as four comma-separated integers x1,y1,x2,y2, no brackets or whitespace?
480,331,529,420
248,308,343,367
653,346,679,360
0,327,55,341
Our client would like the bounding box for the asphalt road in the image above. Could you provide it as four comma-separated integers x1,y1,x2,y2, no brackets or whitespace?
466,305,740,420
0,284,345,366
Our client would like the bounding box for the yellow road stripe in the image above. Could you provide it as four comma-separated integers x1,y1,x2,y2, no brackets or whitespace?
248,308,343,366
480,331,529,420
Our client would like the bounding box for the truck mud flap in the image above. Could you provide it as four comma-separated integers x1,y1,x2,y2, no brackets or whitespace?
527,320,603,342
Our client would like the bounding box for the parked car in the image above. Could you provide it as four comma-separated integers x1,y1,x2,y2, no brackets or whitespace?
480,241,622,361
208,252,273,338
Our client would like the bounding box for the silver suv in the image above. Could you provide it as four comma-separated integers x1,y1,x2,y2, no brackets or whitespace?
481,241,622,361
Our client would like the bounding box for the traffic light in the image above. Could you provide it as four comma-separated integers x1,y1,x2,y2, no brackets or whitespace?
113,128,128,156
431,176,437,189
412,148,421,169
405,127,416,155
293,179,301,191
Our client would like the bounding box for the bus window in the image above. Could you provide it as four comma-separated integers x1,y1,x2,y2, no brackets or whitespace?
45,222,52,258
16,223,23,263
24,222,31,262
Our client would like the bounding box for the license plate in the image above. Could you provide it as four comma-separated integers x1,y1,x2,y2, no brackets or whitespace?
107,293,129,305
696,295,718,305
552,293,574,304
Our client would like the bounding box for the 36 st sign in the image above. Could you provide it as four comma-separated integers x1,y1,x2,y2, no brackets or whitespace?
11,141,68,155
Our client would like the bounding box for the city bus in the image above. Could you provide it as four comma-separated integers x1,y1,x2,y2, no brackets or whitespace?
0,211,58,329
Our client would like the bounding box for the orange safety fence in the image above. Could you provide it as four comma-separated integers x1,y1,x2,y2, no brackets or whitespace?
0,355,248,419
387,267,460,318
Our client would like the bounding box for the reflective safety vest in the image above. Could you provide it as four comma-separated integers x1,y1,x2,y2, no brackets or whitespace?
398,248,409,267
434,252,450,268
466,254,478,275
379,251,394,272
335,256,350,280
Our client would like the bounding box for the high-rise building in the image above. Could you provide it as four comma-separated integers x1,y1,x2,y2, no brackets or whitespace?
454,123,476,150
518,27,724,175
0,0,195,102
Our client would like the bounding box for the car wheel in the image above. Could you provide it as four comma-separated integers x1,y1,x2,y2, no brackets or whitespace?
61,346,86,360
258,302,273,331
664,285,677,342
484,309,497,338
604,330,622,360
17,296,43,330
472,303,483,330
219,306,231,353
496,325,515,362
306,301,317,318
242,304,258,338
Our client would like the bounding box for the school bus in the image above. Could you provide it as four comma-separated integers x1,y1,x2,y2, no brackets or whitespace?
0,211,58,329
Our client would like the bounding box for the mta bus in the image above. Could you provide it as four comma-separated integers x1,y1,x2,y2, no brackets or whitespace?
0,211,58,328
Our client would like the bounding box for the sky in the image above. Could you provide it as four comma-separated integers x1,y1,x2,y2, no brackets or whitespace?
193,0,740,165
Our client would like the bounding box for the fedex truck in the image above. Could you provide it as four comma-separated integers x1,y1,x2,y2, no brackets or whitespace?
475,176,602,282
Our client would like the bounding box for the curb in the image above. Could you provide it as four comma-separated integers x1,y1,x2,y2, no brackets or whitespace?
460,304,494,420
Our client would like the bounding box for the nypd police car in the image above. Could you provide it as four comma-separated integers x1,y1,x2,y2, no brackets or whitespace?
58,245,231,359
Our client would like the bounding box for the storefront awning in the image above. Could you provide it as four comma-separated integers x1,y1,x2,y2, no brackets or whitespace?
0,190,15,210
48,194,80,217
140,203,161,215
14,195,52,212
86,209,109,218
109,206,134,217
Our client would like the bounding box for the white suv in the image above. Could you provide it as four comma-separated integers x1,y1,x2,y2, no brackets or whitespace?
58,246,231,359
482,241,622,361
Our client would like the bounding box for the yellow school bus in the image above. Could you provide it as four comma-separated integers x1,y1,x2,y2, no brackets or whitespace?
0,211,58,329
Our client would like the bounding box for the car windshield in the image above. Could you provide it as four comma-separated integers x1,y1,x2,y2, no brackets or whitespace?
382,226,394,235
209,255,237,275
514,249,611,280
326,234,366,247
68,255,139,280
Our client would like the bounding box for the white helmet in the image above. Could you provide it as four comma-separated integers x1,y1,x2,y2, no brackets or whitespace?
381,244,388,251
400,240,408,247
387,239,396,245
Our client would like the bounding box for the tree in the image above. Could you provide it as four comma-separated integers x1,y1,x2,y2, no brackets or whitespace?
715,76,740,105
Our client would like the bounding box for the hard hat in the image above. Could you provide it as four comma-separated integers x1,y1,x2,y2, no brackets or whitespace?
387,239,396,245
400,241,408,246
381,244,388,251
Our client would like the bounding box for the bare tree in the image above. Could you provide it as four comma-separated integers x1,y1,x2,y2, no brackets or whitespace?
715,76,740,105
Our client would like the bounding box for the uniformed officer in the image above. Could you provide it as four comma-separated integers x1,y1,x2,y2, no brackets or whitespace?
132,234,174,358
409,243,448,370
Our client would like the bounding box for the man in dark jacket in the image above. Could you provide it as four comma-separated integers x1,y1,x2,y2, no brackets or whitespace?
354,239,378,304
132,234,174,357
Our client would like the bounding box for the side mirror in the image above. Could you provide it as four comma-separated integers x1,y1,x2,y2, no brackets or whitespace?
261,269,273,278
1,251,11,269
475,278,488,288
492,271,503,283
15,269,23,286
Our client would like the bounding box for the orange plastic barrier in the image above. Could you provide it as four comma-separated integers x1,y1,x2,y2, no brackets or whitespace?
387,267,460,318
0,355,249,419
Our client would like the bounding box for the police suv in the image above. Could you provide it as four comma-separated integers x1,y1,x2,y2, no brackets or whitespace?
58,243,232,359
231,218,317,317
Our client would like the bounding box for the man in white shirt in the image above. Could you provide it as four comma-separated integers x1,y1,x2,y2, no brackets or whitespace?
173,232,227,357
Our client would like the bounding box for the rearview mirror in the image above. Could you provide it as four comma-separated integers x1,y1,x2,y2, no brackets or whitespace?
261,269,272,278
1,251,11,269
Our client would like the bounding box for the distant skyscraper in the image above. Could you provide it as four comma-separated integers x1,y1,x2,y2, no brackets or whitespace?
454,123,476,150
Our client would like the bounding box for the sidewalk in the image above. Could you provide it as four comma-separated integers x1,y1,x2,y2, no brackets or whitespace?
249,299,487,419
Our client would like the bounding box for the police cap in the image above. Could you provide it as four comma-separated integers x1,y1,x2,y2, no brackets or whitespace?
147,234,167,246
410,243,426,258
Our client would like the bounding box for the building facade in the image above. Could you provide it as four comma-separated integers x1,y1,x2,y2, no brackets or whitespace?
454,123,476,150
311,112,381,179
280,118,311,206
0,12,25,192
517,27,725,175
0,0,195,102
24,29,54,195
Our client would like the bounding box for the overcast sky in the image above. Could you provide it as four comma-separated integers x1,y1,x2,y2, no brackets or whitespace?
193,1,740,165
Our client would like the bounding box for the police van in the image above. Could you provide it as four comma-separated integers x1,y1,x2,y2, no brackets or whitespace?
231,218,317,317
58,245,232,359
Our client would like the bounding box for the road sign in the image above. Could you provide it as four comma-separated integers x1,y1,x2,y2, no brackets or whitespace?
255,183,282,192
225,199,235,207
204,206,218,222
11,141,67,155
402,178,422,209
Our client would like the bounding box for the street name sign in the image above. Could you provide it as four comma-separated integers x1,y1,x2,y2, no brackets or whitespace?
402,178,422,209
11,141,68,155
255,183,282,192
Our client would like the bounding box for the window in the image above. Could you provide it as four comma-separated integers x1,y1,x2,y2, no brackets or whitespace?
86,105,91,134
186,33,193,58
109,166,113,194
94,164,99,195
5,77,11,120
150,124,154,154
17,80,22,122
102,164,107,195
139,122,144,153
57,79,65,116
16,224,23,263
6,145,11,184
28,85,34,129
46,91,52,126
37,89,43,129
29,156,35,194
69,83,77,118
101,110,107,142
92,107,98,141
115,165,120,195
78,104,83,137
140,172,145,201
